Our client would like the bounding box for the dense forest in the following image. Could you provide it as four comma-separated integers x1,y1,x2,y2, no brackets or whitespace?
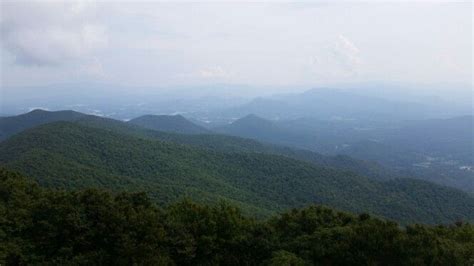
0,109,440,183
0,110,397,182
1,121,473,224
1,168,473,265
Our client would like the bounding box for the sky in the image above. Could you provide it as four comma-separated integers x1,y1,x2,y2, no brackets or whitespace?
0,1,472,91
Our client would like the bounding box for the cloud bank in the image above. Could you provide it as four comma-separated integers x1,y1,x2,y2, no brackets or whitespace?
0,1,471,88
1,0,107,66
307,34,363,81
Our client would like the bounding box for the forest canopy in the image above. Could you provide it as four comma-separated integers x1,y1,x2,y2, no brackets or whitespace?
1,121,473,225
1,168,473,265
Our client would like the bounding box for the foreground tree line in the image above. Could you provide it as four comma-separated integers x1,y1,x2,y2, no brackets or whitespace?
1,169,473,265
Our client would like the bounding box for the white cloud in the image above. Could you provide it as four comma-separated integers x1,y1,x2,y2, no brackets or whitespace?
176,66,233,81
332,34,363,71
79,57,107,79
1,2,471,87
198,66,232,79
308,34,363,80
337,35,360,55
0,0,107,66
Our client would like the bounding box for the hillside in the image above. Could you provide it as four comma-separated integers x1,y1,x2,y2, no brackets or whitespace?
2,168,473,265
215,114,326,151
0,109,86,141
1,122,473,224
0,110,400,182
128,114,211,134
1,110,469,189
78,115,401,182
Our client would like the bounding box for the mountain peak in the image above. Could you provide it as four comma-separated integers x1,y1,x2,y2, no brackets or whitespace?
0,109,87,141
28,109,49,114
216,114,285,139
127,114,210,134
233,114,270,124
240,114,263,120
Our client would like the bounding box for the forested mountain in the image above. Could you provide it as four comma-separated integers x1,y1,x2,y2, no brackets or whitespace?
3,110,472,192
83,115,402,182
0,109,86,141
215,114,326,152
2,168,473,265
0,110,400,181
1,122,473,224
128,114,211,134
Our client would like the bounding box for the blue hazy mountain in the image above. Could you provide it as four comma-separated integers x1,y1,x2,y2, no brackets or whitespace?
0,109,87,141
219,88,464,121
128,114,211,134
214,113,474,193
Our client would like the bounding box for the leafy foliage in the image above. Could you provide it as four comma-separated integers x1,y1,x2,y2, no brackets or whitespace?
1,169,473,265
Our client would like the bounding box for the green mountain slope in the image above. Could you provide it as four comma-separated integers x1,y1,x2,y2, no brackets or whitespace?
77,115,400,182
0,109,86,141
0,110,398,181
1,122,473,224
128,114,211,134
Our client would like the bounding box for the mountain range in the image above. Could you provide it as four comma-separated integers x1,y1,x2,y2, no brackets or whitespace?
218,88,467,121
0,109,473,224
0,110,400,181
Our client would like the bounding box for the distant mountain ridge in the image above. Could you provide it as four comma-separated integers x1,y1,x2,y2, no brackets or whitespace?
128,114,211,134
215,114,320,150
220,88,457,121
215,114,284,138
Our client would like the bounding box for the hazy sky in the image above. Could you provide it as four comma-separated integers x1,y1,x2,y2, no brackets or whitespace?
1,1,472,89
